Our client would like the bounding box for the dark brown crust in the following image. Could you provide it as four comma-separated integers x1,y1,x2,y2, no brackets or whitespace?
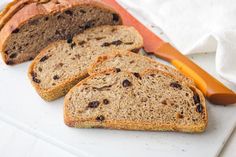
0,0,123,64
64,69,208,133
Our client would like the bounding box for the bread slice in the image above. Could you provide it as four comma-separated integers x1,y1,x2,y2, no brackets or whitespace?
64,69,207,133
88,50,194,85
28,25,143,101
0,0,122,65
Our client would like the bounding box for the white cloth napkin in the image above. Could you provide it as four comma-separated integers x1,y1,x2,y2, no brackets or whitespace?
119,0,236,85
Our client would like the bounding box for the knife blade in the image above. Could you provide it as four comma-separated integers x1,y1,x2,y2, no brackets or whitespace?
102,0,236,105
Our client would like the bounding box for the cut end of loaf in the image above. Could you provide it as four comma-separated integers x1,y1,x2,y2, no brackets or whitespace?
1,0,122,65
64,70,207,133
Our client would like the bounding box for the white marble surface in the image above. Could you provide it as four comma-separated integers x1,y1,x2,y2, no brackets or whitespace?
0,1,236,157
0,52,235,157
219,129,236,157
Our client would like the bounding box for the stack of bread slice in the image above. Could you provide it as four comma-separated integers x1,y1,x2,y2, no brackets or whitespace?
28,26,143,101
0,0,207,133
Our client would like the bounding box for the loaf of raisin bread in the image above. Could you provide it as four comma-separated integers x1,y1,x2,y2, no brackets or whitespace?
88,50,194,85
28,25,143,101
0,0,122,65
64,69,207,133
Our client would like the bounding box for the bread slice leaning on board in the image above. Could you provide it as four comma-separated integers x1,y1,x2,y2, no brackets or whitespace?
0,0,122,65
28,25,143,101
64,69,207,133
88,50,194,85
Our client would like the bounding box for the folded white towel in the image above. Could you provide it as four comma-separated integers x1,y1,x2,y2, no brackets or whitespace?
119,0,236,85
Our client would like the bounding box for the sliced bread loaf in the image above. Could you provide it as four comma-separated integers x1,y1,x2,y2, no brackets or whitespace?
64,69,207,133
88,50,194,85
28,25,143,101
0,0,122,65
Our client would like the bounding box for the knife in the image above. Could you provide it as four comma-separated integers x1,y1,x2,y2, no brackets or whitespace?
102,0,236,105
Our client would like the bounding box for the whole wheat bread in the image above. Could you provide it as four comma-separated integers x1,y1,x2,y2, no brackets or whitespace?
0,0,122,65
88,50,194,85
28,25,143,101
64,69,207,133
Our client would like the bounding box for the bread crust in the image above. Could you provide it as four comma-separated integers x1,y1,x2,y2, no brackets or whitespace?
0,0,30,31
64,69,208,133
0,0,122,63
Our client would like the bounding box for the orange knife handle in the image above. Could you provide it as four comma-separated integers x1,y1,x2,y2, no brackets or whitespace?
101,0,236,105
153,43,236,105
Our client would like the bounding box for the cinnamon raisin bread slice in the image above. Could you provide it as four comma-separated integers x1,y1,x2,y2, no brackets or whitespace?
64,70,207,132
28,25,143,101
64,69,207,133
88,50,194,85
0,0,122,65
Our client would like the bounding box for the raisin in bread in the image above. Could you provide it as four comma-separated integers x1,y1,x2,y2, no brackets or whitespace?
28,25,143,101
64,69,207,133
0,0,122,65
88,50,194,85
